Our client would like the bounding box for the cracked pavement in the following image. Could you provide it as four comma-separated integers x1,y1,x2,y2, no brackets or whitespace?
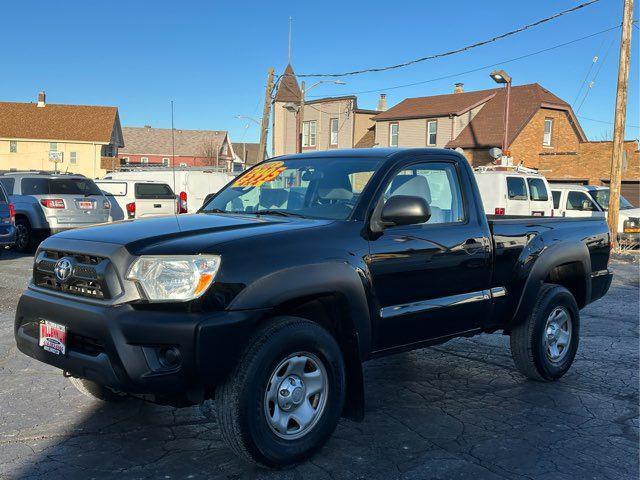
0,251,638,479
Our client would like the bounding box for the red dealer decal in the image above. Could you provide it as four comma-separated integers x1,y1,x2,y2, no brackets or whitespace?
233,161,287,187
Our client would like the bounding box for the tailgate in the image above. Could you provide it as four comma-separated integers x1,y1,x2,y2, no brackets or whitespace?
134,182,176,218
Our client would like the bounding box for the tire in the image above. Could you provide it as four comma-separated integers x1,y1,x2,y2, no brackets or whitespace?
14,218,35,253
69,377,126,402
510,283,580,381
214,317,346,467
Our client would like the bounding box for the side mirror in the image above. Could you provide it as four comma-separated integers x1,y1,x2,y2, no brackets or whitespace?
380,195,431,227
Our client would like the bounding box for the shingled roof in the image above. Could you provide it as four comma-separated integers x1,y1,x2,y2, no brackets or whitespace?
448,84,586,148
120,126,233,158
274,64,302,103
0,101,122,145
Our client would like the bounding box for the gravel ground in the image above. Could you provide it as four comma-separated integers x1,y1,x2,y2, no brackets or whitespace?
0,251,637,480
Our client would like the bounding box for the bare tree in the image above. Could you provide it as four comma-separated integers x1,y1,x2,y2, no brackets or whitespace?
200,140,219,167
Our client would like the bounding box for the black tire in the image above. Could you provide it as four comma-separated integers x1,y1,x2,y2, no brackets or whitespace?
214,317,346,467
69,377,126,402
510,283,580,381
14,218,35,253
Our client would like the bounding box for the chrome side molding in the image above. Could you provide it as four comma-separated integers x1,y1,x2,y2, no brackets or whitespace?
591,269,611,278
380,287,507,319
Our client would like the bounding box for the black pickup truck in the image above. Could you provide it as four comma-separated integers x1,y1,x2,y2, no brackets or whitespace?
15,148,613,466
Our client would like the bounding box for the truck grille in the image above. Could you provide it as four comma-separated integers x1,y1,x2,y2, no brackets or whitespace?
33,250,120,300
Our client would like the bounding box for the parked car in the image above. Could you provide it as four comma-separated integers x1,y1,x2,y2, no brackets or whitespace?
474,166,554,216
95,179,177,221
102,168,233,213
0,181,16,254
550,183,640,243
0,172,110,252
15,149,613,467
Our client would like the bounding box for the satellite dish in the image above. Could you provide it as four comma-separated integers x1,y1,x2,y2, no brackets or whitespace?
489,147,502,159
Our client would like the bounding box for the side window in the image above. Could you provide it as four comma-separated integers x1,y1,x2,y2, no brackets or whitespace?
389,123,399,147
0,177,15,194
385,162,464,224
566,191,597,211
552,191,561,209
21,178,49,195
506,177,527,200
0,185,6,202
527,178,549,201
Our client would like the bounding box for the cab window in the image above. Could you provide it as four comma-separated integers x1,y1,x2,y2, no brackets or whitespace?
527,178,549,201
566,191,597,211
506,177,527,200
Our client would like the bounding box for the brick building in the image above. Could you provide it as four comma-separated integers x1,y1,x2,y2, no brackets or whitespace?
116,126,235,171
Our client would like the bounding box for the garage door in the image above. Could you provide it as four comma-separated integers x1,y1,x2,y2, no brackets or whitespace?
601,180,640,207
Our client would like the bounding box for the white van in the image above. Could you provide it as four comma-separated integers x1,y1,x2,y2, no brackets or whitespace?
474,167,554,216
102,168,233,213
96,180,177,221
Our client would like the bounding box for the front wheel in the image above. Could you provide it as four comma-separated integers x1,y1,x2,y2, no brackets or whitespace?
510,284,580,381
214,317,346,467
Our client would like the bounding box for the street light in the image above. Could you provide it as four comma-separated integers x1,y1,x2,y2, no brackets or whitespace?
235,114,261,126
490,69,512,158
294,80,346,153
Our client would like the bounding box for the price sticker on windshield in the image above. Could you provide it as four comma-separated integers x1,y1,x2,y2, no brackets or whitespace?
234,161,287,187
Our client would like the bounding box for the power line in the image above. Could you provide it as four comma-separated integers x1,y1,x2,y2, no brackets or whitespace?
306,24,621,98
575,32,617,113
572,33,609,105
578,115,640,129
297,0,601,78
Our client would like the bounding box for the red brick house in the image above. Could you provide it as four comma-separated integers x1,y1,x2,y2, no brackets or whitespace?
374,83,639,204
117,126,235,171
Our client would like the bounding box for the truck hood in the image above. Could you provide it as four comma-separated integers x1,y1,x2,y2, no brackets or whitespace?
52,213,332,252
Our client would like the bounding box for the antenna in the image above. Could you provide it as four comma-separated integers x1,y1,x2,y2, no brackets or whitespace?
288,16,292,63
171,101,177,198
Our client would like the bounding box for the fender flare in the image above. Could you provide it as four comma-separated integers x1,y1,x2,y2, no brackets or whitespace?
512,240,591,326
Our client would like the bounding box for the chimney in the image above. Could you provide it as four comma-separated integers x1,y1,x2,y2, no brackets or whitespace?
37,91,46,107
454,83,464,94
377,93,387,111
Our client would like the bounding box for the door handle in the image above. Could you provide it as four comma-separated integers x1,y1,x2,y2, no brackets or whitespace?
462,239,486,253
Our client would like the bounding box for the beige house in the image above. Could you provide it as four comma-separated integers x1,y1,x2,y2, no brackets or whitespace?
272,64,378,156
0,92,123,178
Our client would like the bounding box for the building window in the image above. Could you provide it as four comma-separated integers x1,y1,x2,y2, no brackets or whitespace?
543,118,554,146
141,157,149,164
70,152,77,164
179,162,187,167
9,141,17,153
162,157,170,166
330,118,339,145
50,142,58,152
427,120,437,146
302,121,317,148
122,157,130,164
389,123,399,147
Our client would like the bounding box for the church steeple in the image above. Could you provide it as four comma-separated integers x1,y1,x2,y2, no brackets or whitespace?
274,64,302,104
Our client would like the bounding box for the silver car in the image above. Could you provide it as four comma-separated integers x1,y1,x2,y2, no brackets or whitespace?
0,172,110,252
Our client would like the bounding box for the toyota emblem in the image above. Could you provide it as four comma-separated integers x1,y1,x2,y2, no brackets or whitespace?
54,258,73,282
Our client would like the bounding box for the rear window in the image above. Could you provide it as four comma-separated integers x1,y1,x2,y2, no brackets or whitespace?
552,191,561,209
21,177,102,196
0,177,15,194
527,178,549,201
135,183,175,199
98,182,127,196
506,177,527,200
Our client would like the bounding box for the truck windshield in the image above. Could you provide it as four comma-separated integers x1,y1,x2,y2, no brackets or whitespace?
589,189,635,211
201,157,383,220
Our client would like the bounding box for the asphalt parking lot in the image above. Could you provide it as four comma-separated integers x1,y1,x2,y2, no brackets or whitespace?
0,251,638,480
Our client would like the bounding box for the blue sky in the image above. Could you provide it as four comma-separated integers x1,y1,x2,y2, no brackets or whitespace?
1,0,638,145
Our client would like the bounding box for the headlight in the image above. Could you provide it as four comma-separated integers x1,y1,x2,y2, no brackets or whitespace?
126,255,221,302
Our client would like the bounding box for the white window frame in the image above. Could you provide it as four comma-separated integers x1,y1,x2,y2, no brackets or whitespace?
50,142,58,152
427,120,437,146
330,118,339,146
162,157,170,166
302,121,317,148
179,162,187,167
543,118,554,147
389,123,399,147
70,151,77,164
140,157,149,164
9,140,17,153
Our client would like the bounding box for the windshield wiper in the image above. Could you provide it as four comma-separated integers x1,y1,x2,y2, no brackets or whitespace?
251,210,306,218
203,208,229,214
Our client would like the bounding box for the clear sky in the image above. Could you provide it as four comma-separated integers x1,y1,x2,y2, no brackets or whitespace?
1,0,638,145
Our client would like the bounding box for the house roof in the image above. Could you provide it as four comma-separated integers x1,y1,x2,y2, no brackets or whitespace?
447,83,587,148
0,101,121,145
274,64,302,103
374,89,497,121
120,126,233,157
233,142,261,166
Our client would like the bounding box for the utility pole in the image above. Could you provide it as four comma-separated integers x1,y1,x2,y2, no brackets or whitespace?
297,81,306,153
258,68,275,162
607,0,633,248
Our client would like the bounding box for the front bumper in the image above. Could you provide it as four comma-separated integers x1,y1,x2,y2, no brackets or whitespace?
15,288,265,397
0,224,16,247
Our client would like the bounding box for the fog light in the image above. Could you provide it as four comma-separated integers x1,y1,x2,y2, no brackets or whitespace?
159,346,181,369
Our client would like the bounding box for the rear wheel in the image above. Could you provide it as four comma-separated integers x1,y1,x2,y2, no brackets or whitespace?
510,284,580,381
213,317,346,467
14,218,35,253
68,377,126,402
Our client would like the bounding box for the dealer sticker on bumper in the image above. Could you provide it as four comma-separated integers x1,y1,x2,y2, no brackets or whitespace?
39,320,67,355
